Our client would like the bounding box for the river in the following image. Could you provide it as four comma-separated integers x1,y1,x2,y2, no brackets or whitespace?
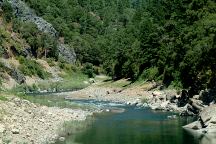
56,100,199,144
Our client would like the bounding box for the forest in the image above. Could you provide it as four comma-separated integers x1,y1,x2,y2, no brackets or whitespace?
2,0,216,94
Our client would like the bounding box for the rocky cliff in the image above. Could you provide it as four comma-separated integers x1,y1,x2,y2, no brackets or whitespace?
0,0,76,63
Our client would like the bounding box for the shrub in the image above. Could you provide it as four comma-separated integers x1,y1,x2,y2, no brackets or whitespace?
18,56,50,79
141,67,159,81
47,58,56,67
2,1,14,22
82,63,95,78
58,62,78,73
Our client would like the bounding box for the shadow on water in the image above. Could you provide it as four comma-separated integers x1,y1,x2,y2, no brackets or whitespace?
56,100,203,144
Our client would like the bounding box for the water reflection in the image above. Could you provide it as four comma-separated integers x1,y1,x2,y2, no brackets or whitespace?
184,129,216,144
60,105,199,144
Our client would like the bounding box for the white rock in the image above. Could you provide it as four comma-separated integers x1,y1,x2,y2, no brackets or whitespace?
59,137,65,142
0,124,5,133
11,128,20,134
105,109,110,112
152,91,163,97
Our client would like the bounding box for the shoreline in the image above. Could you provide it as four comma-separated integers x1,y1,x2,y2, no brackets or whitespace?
0,95,96,144
64,80,216,139
1,78,216,143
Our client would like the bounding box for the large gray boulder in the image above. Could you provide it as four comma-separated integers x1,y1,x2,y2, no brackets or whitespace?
58,44,76,64
183,105,216,134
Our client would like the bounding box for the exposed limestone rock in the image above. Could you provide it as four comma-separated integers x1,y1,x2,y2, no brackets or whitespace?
58,44,76,63
1,0,77,63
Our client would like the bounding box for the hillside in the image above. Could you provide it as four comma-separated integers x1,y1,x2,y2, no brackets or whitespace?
0,1,89,91
0,0,216,95
21,0,216,94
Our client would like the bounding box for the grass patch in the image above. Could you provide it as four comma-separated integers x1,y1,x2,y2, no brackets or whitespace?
38,71,89,91
18,56,51,79
18,94,97,110
0,95,8,101
56,117,94,144
99,78,132,88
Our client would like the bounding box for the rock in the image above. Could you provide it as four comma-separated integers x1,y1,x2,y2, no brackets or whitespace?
6,0,77,63
0,124,5,133
136,103,143,107
183,121,202,130
38,118,45,123
199,89,216,105
59,137,65,142
165,90,177,101
83,81,89,84
58,44,76,63
142,103,149,107
183,104,216,136
126,102,131,105
105,109,110,112
200,105,216,126
8,68,26,84
193,95,200,100
89,78,95,84
167,115,177,119
177,89,189,107
160,101,169,108
152,91,163,97
11,128,20,134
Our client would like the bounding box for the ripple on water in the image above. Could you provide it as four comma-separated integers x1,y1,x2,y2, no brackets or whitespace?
58,100,200,144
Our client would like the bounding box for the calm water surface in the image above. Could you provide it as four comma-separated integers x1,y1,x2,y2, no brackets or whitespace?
60,100,199,144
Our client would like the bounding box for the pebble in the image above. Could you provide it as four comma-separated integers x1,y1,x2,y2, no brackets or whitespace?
12,128,20,134
0,124,5,133
59,137,65,142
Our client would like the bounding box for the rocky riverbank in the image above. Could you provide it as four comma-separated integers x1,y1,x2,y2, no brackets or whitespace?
0,95,93,144
64,82,186,113
65,80,216,139
183,104,216,143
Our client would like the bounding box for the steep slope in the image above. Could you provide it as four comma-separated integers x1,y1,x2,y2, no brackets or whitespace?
0,0,76,63
0,1,75,90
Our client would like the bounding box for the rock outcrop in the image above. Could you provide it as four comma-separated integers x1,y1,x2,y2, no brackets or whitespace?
8,0,58,37
183,105,216,137
0,59,26,84
58,43,76,64
0,0,76,63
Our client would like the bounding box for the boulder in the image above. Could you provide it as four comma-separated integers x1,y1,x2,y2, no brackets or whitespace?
0,124,5,133
200,105,216,127
59,137,65,142
165,90,177,101
199,89,216,105
177,89,189,107
11,128,20,134
9,68,26,84
58,44,76,63
183,105,216,135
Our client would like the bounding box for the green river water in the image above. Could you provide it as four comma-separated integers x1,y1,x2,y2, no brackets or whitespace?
56,100,203,144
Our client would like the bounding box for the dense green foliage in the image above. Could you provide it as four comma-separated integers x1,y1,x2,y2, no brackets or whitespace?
1,0,216,93
18,56,50,79
1,1,14,22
